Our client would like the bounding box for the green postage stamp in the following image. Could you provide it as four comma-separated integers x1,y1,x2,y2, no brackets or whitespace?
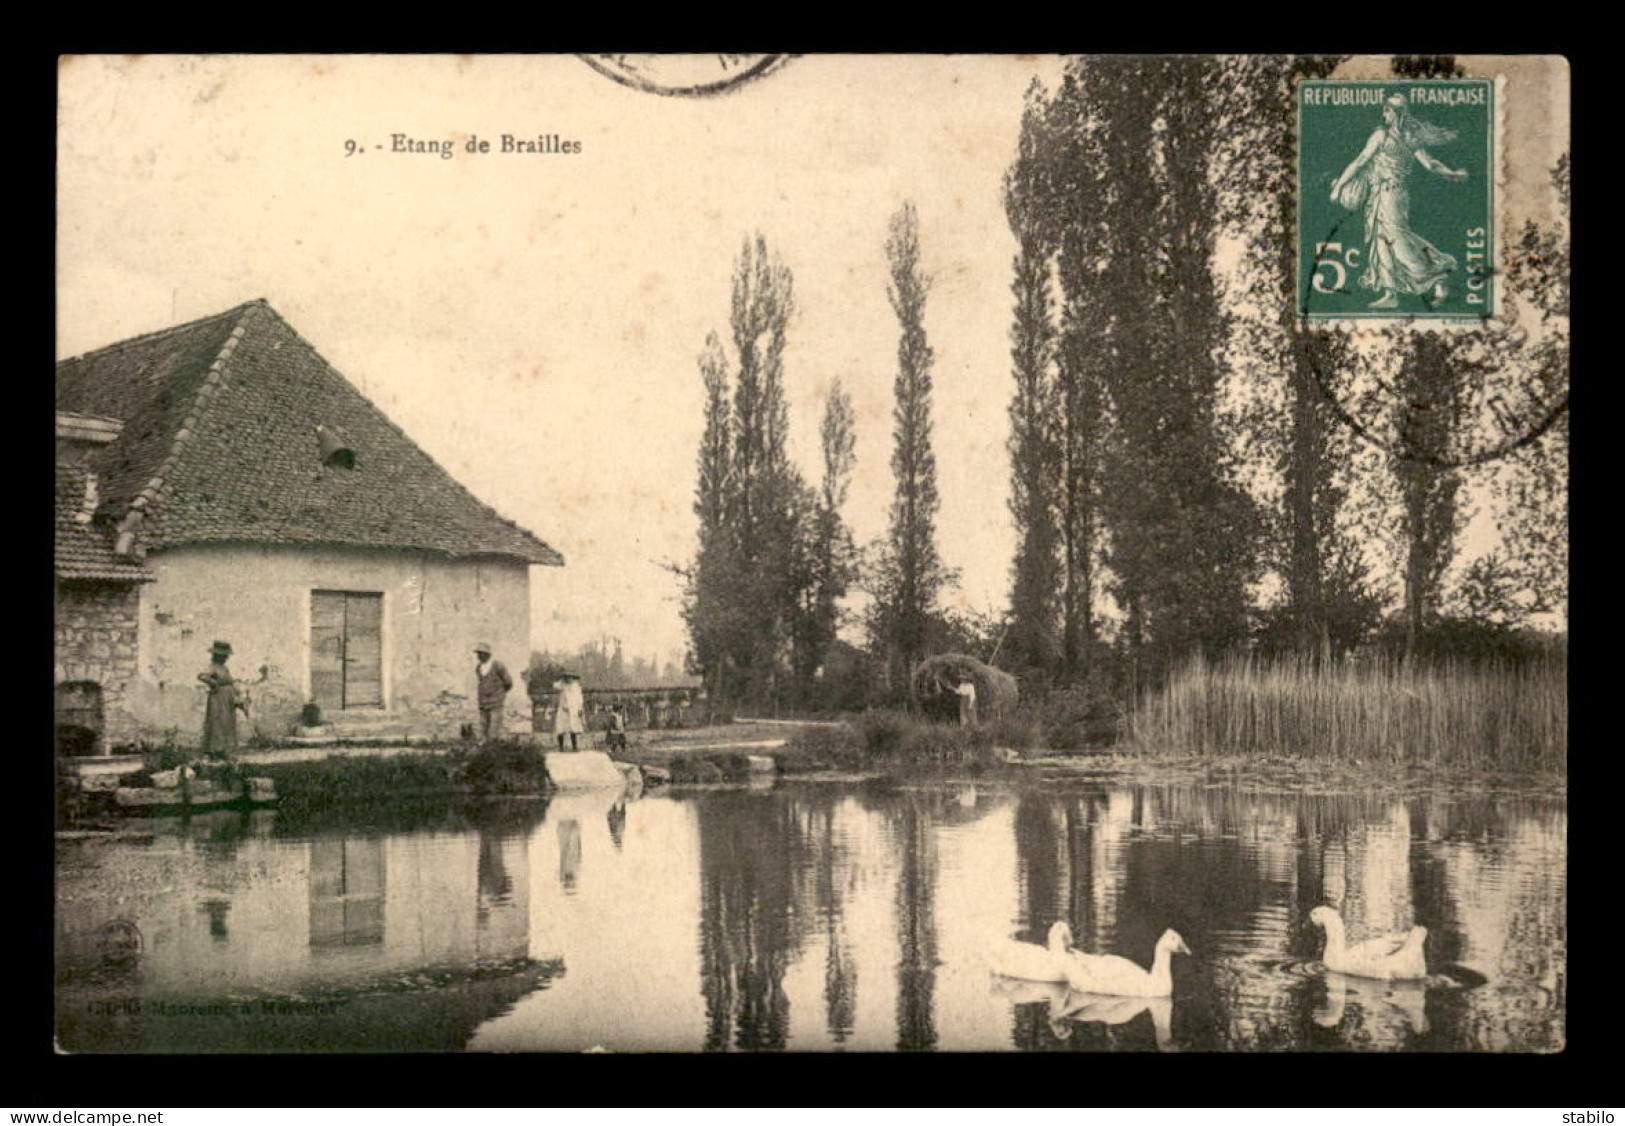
1299,79,1495,320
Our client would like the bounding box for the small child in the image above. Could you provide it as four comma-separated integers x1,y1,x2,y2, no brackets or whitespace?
606,704,628,752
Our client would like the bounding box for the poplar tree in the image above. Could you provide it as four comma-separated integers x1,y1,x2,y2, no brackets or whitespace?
1076,55,1259,663
685,235,806,707
872,202,951,688
1003,83,1064,678
1047,65,1115,676
1214,54,1383,656
684,332,740,698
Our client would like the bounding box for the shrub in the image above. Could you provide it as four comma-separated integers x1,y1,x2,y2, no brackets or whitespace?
985,711,1043,754
849,709,1003,770
461,739,551,795
779,725,867,773
1031,673,1125,750
668,752,751,784
134,739,188,773
255,753,470,813
858,710,912,757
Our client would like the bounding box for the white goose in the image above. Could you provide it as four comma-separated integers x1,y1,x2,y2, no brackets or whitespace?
1062,929,1192,998
1308,905,1428,981
991,921,1076,982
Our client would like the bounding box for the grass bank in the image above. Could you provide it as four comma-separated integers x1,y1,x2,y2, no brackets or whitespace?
1129,653,1566,775
777,711,1018,775
252,741,552,814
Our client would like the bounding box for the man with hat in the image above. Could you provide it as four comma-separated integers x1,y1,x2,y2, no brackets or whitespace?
198,641,248,758
474,642,513,741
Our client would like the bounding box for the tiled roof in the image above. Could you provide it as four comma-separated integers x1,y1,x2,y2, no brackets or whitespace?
55,465,152,582
55,301,563,566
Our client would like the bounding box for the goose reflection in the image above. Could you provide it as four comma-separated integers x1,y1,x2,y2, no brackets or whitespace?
1313,970,1430,1040
990,976,1076,1040
991,977,1176,1050
1056,991,1175,1052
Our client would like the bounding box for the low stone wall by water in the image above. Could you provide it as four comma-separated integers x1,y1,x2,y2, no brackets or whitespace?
531,686,705,734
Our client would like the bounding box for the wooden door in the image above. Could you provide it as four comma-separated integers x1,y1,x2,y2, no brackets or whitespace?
310,591,384,711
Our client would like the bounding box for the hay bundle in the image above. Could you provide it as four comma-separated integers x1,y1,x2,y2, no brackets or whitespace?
911,653,1019,720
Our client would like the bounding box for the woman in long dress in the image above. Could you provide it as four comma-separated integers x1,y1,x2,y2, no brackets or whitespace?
1330,94,1469,309
198,640,248,758
553,671,585,752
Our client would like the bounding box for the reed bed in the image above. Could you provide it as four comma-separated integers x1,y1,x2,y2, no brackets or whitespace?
1130,651,1567,775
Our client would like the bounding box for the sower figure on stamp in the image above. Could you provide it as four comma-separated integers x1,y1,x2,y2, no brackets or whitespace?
199,640,248,759
553,671,585,752
1330,93,1469,310
474,642,513,741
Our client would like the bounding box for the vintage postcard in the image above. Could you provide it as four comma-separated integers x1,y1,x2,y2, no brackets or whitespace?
55,54,1568,1054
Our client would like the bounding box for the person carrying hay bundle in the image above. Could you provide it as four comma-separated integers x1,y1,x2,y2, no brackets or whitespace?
911,653,1018,723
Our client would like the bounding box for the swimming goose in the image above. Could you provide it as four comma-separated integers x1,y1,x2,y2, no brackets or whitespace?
991,921,1076,982
1308,905,1428,981
1061,929,1191,998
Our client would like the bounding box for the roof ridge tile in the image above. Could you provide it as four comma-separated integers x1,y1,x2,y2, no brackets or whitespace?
55,300,262,368
125,310,254,531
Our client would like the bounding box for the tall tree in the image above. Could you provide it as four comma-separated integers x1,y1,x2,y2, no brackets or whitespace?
1391,332,1478,650
684,235,808,707
684,332,744,698
1212,55,1383,656
1003,82,1064,678
1069,56,1259,663
727,234,804,703
1494,153,1570,619
872,202,951,688
1046,66,1116,676
792,379,858,700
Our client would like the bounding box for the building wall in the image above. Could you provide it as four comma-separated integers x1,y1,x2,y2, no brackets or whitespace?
55,580,143,750
135,543,535,742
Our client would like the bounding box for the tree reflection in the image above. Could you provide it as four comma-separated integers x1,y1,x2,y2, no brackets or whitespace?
809,799,857,1045
891,791,940,1051
696,793,808,1051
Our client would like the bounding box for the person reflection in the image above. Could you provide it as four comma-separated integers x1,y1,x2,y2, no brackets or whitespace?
606,799,626,852
477,826,513,930
557,819,582,892
200,898,232,943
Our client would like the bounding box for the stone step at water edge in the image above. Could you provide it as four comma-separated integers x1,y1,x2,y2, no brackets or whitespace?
303,714,430,733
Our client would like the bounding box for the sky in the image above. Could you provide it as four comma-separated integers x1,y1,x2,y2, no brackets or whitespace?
57,54,1066,667
58,55,1568,666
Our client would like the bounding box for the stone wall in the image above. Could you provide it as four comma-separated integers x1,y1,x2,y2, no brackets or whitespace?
55,579,142,751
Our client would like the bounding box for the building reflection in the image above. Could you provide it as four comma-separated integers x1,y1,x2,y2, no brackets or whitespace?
309,837,386,948
56,804,548,1052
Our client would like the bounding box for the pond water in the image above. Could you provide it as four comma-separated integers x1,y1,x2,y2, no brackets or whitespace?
55,776,1565,1052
